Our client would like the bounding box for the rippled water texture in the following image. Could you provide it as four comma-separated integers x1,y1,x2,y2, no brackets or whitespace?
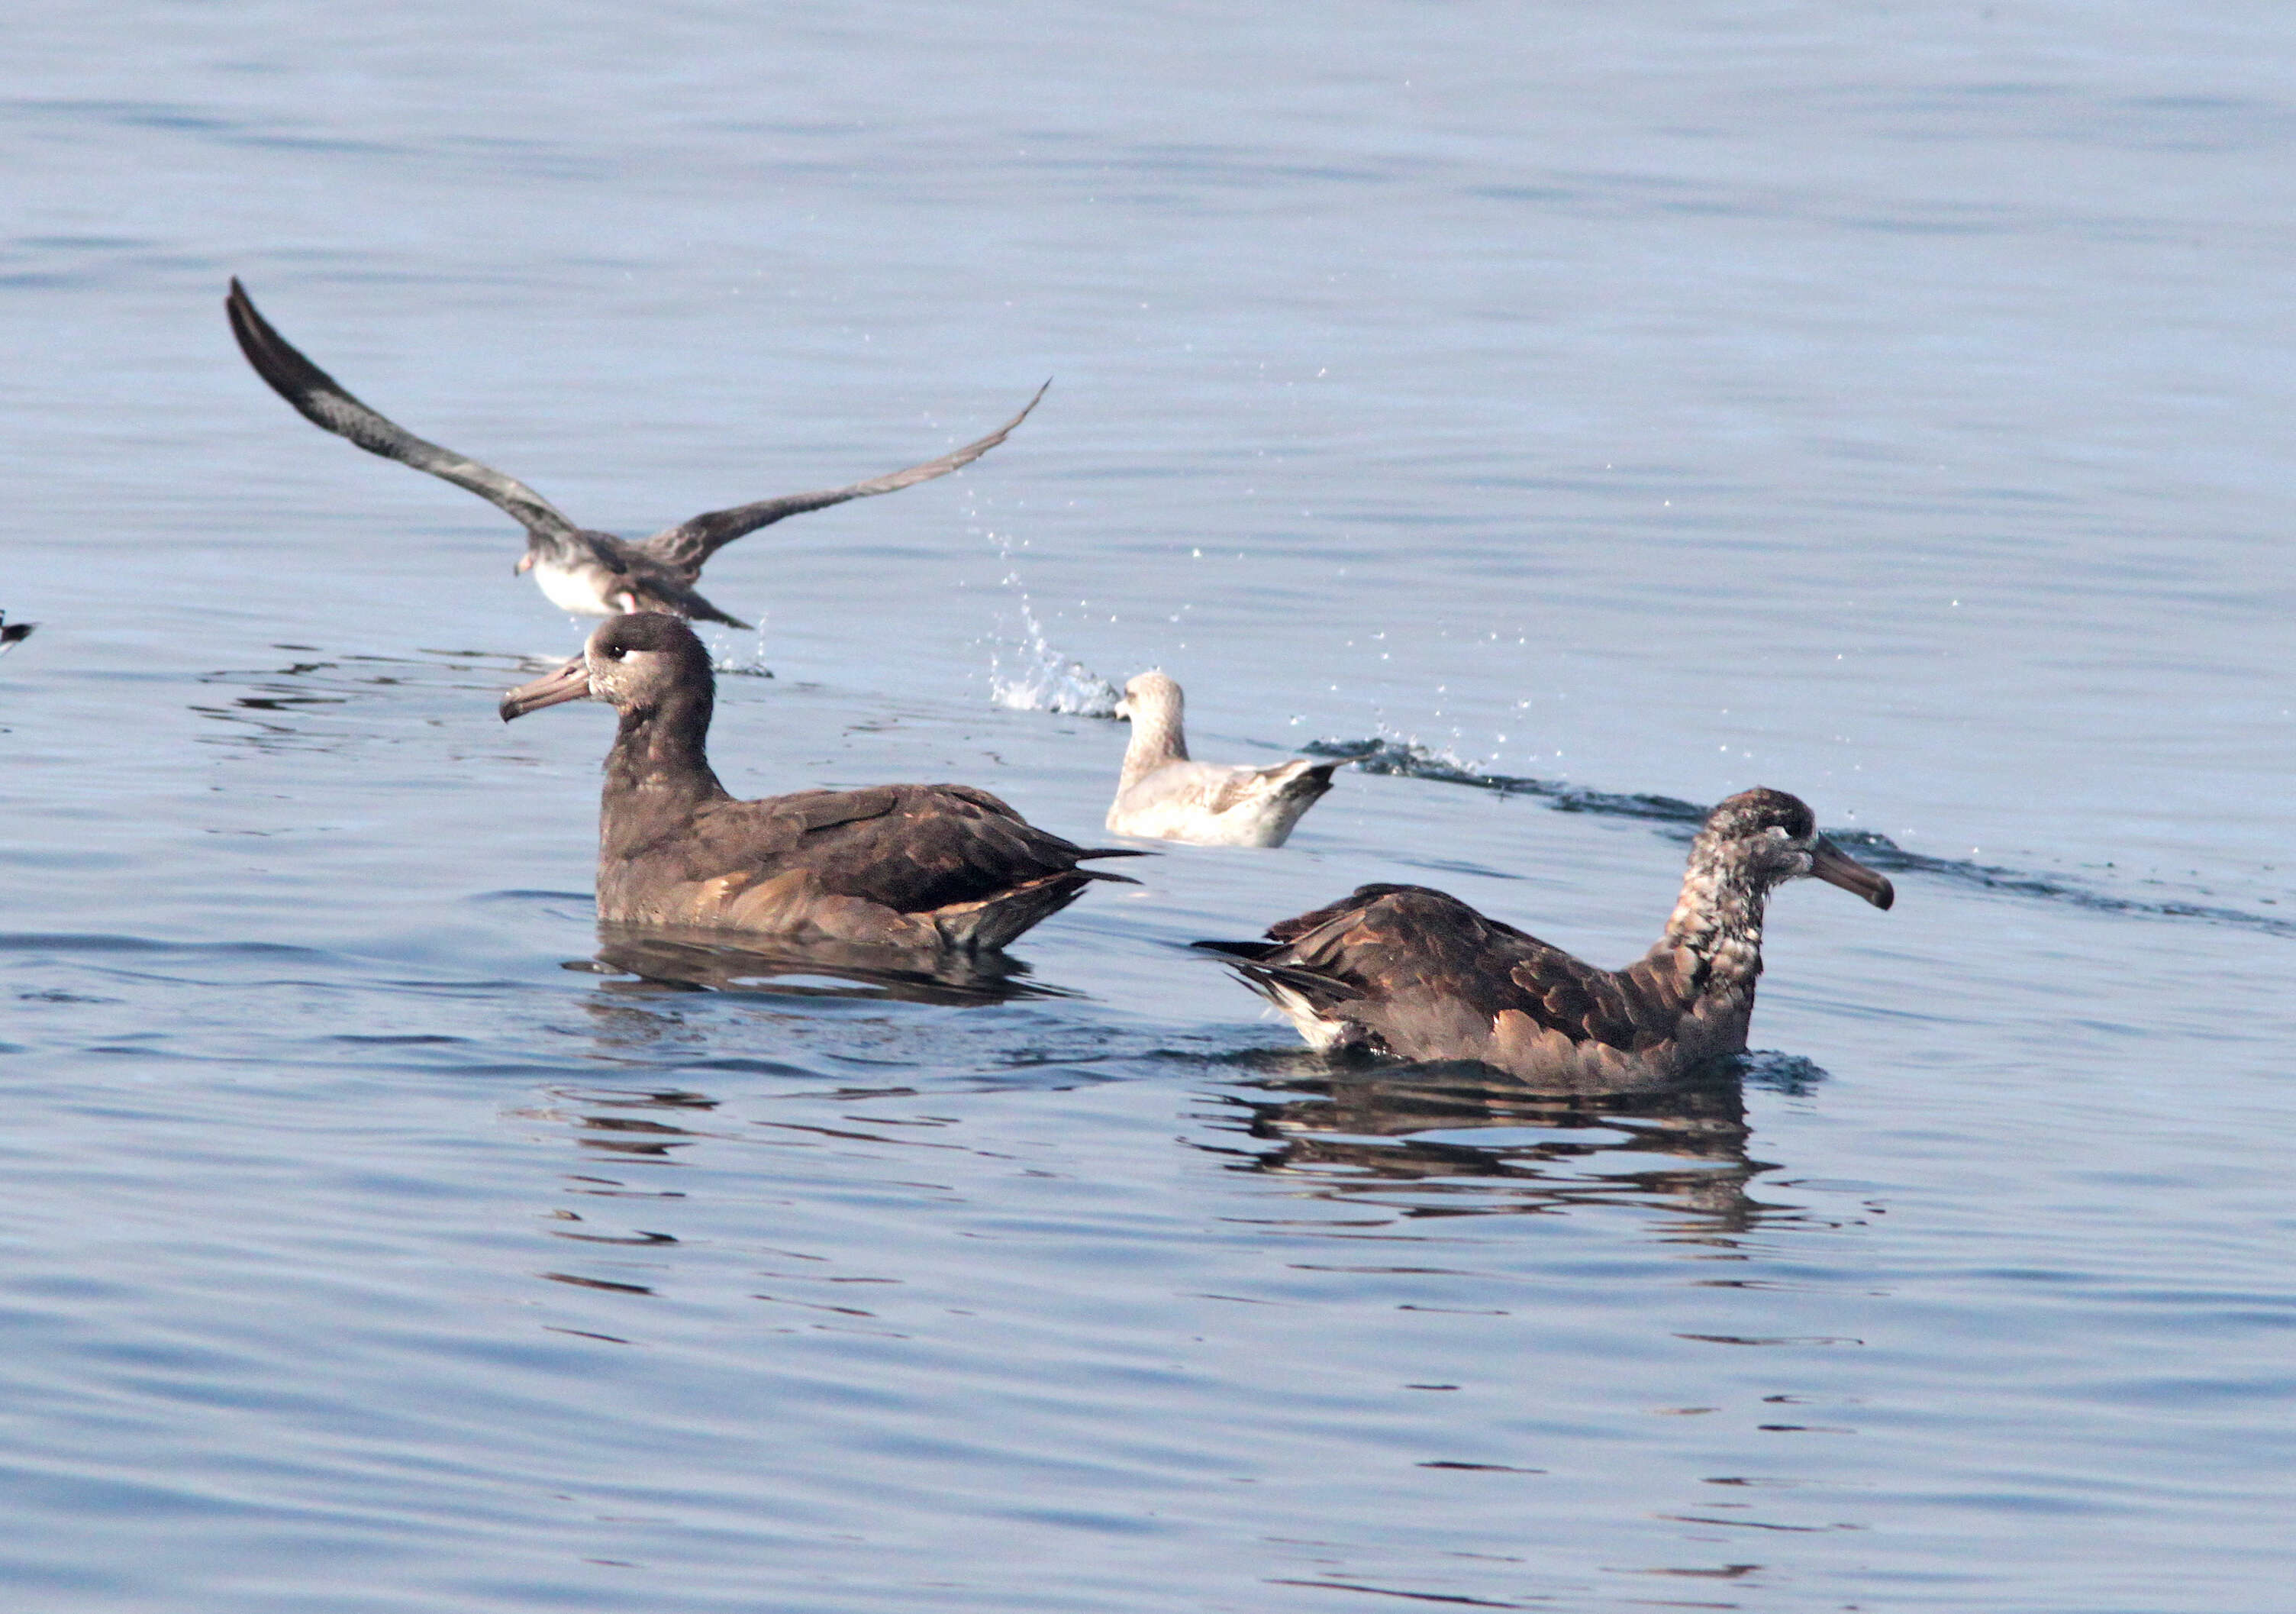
3,4,2292,1610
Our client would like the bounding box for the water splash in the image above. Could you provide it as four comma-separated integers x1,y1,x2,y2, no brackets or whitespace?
988,600,1121,716
707,620,776,679
975,520,1121,716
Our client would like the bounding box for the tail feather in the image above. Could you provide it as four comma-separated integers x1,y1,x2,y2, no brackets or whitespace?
1190,939,1355,1009
934,871,1092,952
1075,846,1149,884
1193,938,1370,1054
1191,938,1279,961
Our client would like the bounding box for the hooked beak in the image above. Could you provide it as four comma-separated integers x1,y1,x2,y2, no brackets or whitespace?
515,552,535,575
1809,838,1895,910
499,655,592,721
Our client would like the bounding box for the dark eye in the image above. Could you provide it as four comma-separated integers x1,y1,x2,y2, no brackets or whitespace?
605,645,627,660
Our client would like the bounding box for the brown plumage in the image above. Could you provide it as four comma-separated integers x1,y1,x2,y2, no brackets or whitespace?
1196,788,1894,1088
227,278,1043,628
501,613,1140,951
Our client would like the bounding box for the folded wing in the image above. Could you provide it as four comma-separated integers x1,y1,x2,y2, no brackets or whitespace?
1207,883,1668,1054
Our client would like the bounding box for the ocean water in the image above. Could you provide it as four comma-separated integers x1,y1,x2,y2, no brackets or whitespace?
2,3,2291,1609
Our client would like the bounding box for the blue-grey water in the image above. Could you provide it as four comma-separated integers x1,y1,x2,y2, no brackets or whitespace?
4,4,2292,1609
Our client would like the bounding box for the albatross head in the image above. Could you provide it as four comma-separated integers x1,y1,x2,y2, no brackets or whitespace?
499,612,714,721
1697,787,1895,909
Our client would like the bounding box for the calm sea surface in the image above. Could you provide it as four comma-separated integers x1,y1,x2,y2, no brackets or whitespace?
3,4,2292,1609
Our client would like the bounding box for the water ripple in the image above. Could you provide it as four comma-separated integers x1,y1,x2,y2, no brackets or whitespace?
1307,738,2296,941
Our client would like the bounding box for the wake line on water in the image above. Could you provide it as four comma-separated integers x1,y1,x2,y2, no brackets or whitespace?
1305,737,2296,942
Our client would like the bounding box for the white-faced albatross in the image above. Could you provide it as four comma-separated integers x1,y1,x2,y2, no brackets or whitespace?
227,279,1043,628
501,613,1140,951
1104,670,1340,847
1197,788,1894,1086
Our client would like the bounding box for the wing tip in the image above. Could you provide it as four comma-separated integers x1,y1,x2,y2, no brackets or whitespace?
1079,845,1149,885
1191,938,1275,960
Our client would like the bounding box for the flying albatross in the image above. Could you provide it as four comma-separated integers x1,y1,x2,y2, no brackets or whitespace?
1197,787,1894,1086
1105,670,1339,847
0,612,31,655
500,613,1140,951
227,278,1043,628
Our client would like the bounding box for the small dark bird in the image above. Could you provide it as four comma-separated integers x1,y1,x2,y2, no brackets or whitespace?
1196,788,1894,1086
227,279,1043,628
500,613,1140,951
0,612,31,654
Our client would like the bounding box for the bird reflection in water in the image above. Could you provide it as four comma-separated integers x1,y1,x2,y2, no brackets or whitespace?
1202,1054,1825,1242
572,922,1078,1007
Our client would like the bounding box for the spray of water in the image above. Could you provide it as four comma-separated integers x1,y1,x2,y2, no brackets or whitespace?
976,525,1121,717
988,598,1121,716
707,616,776,679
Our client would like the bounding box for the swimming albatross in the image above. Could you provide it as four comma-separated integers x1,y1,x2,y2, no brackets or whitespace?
501,613,1140,950
1196,787,1893,1086
1105,670,1340,847
227,279,1043,628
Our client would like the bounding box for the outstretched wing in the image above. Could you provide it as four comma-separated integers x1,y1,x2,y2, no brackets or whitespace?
640,380,1050,574
227,278,580,542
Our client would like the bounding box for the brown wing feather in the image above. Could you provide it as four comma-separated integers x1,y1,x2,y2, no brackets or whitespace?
578,540,754,628
1256,885,1673,1054
687,783,1129,917
766,787,904,835
226,279,582,542
639,383,1049,576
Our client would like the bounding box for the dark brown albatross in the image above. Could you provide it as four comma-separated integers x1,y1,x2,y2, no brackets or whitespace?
1196,788,1893,1086
501,614,1140,951
227,279,1044,628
